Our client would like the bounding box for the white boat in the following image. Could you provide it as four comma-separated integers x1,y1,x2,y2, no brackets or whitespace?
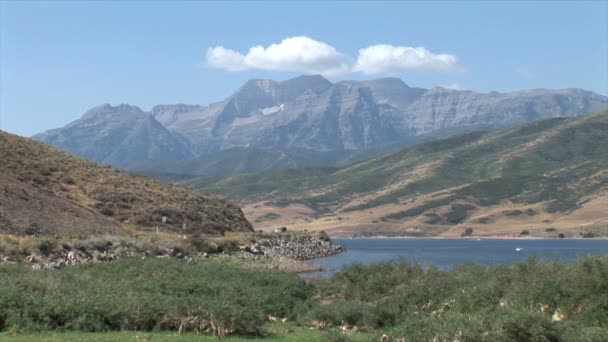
515,247,524,251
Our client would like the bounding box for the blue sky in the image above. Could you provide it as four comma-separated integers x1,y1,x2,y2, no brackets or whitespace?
1,1,607,137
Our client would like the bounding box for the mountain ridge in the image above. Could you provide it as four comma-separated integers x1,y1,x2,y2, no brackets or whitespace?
34,75,608,171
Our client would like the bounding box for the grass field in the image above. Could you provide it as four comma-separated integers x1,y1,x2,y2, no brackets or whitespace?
1,256,608,341
0,325,374,342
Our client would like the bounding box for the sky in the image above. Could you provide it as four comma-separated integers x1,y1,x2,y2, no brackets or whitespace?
1,1,607,137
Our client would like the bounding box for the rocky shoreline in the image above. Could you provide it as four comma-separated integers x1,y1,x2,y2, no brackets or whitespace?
251,231,345,261
0,231,345,272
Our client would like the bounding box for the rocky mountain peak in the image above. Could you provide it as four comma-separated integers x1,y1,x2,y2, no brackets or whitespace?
81,103,146,121
239,78,278,95
34,77,608,170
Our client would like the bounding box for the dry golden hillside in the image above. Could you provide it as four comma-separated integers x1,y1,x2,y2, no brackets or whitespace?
0,131,252,237
193,111,608,237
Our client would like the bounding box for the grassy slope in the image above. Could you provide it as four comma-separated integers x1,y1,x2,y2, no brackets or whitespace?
188,111,608,236
133,127,477,181
129,147,351,180
0,131,251,237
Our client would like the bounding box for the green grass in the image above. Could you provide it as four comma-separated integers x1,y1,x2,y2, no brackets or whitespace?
0,259,310,336
303,256,608,341
0,326,374,342
2,252,608,340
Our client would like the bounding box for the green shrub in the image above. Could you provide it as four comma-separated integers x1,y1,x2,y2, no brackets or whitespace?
461,227,474,237
301,256,608,339
0,258,310,336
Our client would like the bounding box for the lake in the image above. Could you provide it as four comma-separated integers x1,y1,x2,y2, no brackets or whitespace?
303,238,608,278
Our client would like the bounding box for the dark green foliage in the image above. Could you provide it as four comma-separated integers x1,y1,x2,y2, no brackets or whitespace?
461,227,474,237
424,213,442,224
382,196,455,220
304,256,608,340
0,259,310,336
477,217,492,224
254,212,281,223
504,209,524,216
2,256,608,339
446,204,475,224
410,131,486,154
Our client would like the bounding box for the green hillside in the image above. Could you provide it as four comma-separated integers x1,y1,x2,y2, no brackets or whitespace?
129,130,472,181
186,111,608,236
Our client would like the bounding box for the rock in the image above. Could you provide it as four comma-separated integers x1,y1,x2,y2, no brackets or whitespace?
311,320,329,329
552,309,566,322
1,255,16,263
254,232,345,261
26,255,38,263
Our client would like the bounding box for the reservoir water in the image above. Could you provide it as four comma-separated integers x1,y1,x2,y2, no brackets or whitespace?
304,238,608,278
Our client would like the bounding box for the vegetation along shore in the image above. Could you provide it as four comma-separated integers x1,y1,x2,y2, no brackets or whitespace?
0,256,607,341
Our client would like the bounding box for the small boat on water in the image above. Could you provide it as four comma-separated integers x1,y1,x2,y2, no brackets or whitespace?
515,247,524,251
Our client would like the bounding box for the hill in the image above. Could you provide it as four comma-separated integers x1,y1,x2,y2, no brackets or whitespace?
34,76,608,173
0,131,252,237
187,111,608,237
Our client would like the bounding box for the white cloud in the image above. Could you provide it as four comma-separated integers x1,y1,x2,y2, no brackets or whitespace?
205,36,349,76
353,45,462,75
205,38,464,77
442,83,465,90
515,67,535,80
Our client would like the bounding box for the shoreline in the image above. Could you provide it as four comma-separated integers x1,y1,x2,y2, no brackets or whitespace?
329,235,608,241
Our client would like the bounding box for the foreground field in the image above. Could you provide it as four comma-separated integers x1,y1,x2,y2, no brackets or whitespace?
1,256,607,341
0,326,374,342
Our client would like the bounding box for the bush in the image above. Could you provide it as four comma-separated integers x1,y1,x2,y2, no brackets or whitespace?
461,227,474,237
100,207,114,216
61,176,75,185
300,256,608,338
0,258,310,336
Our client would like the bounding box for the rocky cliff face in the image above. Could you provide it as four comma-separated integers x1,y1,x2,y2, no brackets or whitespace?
34,76,608,167
402,87,607,134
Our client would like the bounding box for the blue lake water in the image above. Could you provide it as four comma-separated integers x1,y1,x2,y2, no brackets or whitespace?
304,238,608,278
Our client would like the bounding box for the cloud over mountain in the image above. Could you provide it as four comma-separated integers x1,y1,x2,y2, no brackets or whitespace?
353,45,462,75
206,36,349,75
205,36,462,76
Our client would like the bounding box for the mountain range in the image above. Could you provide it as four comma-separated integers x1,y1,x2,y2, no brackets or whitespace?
34,75,608,174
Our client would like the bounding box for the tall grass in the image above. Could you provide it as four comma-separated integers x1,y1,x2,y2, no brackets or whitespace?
1,256,607,340
303,256,608,340
0,258,310,336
